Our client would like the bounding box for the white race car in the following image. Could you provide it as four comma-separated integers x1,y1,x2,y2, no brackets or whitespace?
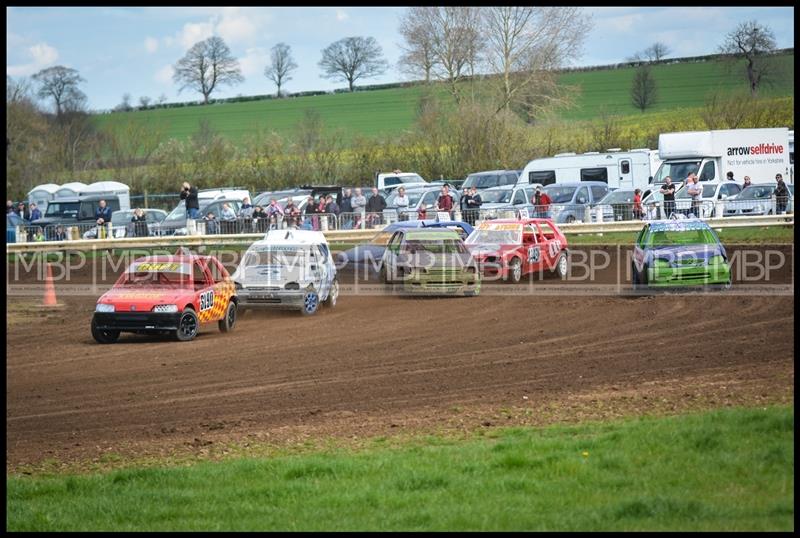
232,229,339,315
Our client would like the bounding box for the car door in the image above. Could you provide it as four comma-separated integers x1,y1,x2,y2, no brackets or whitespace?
383,231,403,279
310,244,328,296
194,260,218,323
535,222,563,271
632,225,648,272
205,257,235,321
521,224,541,274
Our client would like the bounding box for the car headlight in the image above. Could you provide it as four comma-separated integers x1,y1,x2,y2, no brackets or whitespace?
653,258,670,268
284,282,300,290
708,255,725,265
152,304,179,313
95,303,115,313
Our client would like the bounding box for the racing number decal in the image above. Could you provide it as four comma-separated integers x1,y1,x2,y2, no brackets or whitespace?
528,246,541,263
199,290,215,311
548,240,562,258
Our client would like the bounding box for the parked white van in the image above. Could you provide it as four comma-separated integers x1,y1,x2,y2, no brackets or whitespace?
375,171,428,192
519,149,656,190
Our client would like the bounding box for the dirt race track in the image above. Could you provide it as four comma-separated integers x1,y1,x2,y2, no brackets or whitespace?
6,246,795,472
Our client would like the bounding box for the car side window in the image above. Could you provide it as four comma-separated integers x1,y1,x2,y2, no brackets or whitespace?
193,262,209,289
576,187,589,204
387,232,402,252
502,173,517,186
513,189,527,205
318,243,330,261
208,259,226,283
699,161,716,181
421,191,437,208
636,226,647,246
591,186,607,201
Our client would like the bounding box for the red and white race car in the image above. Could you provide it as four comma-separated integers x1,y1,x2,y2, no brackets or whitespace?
91,252,237,343
465,218,569,282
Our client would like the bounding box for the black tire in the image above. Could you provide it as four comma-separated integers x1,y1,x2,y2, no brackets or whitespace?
565,215,576,224
300,289,319,316
324,278,339,308
175,308,199,342
218,301,236,333
91,318,120,344
380,264,391,284
631,263,640,290
641,264,649,288
507,258,522,283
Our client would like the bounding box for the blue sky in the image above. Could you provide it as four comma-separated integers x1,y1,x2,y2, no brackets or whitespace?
6,6,795,111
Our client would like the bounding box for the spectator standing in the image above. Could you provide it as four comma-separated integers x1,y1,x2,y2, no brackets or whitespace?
742,176,752,190
238,197,254,219
16,202,30,220
726,171,735,182
29,202,42,221
131,208,149,237
460,188,471,213
95,200,112,238
220,202,236,221
633,189,644,220
340,188,353,214
53,225,67,241
686,173,703,217
351,188,367,229
325,195,340,216
302,196,318,230
203,211,218,234
660,176,676,218
775,173,789,214
220,202,237,234
366,187,386,228
33,227,45,241
466,186,482,225
180,182,200,220
532,187,551,218
253,205,269,232
284,199,301,227
394,187,410,221
435,185,454,218
266,198,283,229
6,200,14,214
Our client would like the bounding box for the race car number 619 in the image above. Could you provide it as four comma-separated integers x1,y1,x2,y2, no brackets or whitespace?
200,290,214,311
548,240,562,258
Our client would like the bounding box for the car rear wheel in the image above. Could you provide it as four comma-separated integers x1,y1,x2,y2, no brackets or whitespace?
324,278,339,308
553,252,569,279
301,289,319,316
218,301,236,332
380,264,390,284
175,309,199,342
507,258,522,283
91,318,120,344
565,215,576,224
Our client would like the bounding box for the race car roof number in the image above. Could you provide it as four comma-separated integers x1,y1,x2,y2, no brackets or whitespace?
130,262,190,273
478,222,522,231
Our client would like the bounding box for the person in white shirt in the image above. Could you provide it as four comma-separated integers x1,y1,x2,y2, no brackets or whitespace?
394,187,410,220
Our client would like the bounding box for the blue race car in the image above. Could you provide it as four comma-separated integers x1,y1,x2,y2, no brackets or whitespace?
631,219,732,290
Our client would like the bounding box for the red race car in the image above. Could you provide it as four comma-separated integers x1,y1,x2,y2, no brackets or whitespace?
465,218,569,283
91,252,237,343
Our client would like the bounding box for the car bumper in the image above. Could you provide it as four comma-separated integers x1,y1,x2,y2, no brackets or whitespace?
403,272,481,295
92,312,182,331
648,264,731,287
238,288,306,309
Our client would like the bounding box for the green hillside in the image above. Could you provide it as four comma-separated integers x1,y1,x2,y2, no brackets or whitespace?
93,53,794,144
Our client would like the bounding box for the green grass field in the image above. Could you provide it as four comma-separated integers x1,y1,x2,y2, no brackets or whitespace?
6,406,793,531
92,54,794,144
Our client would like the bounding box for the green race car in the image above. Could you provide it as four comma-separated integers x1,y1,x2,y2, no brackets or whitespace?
380,228,480,296
631,219,732,289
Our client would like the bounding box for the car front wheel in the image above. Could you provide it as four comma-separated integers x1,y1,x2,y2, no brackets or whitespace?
91,318,120,344
301,289,319,316
218,301,236,332
175,309,199,341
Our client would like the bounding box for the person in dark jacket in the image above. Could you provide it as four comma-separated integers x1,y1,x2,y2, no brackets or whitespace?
15,202,30,220
29,203,42,221
181,182,200,219
365,187,386,228
203,211,218,234
325,194,340,216
466,186,482,225
340,188,353,214
775,173,789,214
131,208,149,237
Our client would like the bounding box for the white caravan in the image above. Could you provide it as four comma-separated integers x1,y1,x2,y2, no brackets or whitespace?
519,149,656,190
375,171,428,192
653,128,792,185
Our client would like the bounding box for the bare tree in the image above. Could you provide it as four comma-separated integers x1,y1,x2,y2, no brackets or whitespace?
6,75,33,104
265,43,298,97
173,36,244,104
630,64,657,112
398,8,438,83
401,7,483,102
318,36,388,91
157,93,168,105
643,42,671,62
139,95,152,108
719,20,778,97
31,65,87,117
483,6,591,115
115,93,133,112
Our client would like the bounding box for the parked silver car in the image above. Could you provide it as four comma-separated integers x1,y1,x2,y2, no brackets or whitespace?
724,183,794,216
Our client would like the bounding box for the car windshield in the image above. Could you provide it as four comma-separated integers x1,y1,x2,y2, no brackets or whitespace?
599,190,635,204
121,261,193,288
543,186,577,203
736,185,775,200
653,161,701,183
385,190,424,207
465,228,521,245
44,202,80,218
463,173,500,189
404,239,467,254
646,228,718,247
480,189,513,203
676,184,716,198
245,247,308,266
369,231,394,246
164,201,187,222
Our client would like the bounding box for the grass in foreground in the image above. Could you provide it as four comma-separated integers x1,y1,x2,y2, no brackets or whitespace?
7,406,793,531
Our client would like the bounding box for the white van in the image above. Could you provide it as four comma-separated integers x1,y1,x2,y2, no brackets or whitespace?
519,149,655,190
375,171,428,192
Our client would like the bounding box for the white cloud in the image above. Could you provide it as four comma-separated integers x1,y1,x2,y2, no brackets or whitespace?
155,64,174,85
144,36,159,54
216,8,259,44
6,42,59,76
179,21,214,49
336,9,349,22
238,47,270,78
